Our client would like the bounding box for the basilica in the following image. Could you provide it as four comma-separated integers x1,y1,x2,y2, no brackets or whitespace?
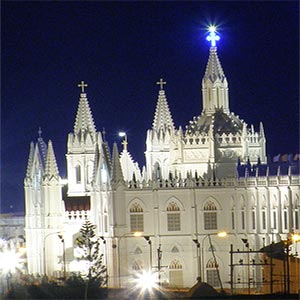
24,29,300,292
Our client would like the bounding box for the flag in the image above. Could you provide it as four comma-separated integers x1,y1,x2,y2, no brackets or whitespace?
281,154,287,162
273,154,280,162
294,153,299,161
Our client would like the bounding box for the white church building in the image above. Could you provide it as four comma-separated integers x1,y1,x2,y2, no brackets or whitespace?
24,29,300,291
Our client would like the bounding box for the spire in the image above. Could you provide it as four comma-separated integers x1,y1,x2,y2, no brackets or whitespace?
152,78,175,133
203,47,226,84
202,28,229,115
111,142,124,185
74,81,96,138
44,140,59,180
259,122,265,138
37,127,48,166
25,142,35,178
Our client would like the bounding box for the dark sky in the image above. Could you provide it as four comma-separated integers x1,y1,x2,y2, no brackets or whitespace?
1,1,299,213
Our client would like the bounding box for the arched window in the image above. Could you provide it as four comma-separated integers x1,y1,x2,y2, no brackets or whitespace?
169,259,183,288
154,162,161,180
204,201,217,230
130,202,144,232
206,258,220,287
76,165,81,183
167,201,181,231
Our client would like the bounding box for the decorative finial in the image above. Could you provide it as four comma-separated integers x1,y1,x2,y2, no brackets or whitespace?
102,127,106,142
119,132,127,151
38,127,42,138
156,78,166,90
78,81,88,93
206,26,220,47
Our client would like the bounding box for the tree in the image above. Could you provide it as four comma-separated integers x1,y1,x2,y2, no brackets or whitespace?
75,220,107,299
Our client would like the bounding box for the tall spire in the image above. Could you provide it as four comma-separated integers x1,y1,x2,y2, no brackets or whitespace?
74,81,96,138
202,28,229,115
152,78,175,133
111,142,124,185
25,142,35,178
44,140,59,180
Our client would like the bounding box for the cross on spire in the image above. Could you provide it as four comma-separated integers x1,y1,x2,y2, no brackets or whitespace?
206,26,220,47
78,81,88,93
156,78,166,90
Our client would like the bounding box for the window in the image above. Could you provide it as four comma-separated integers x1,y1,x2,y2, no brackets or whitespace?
130,203,144,232
262,210,266,230
206,258,220,287
167,202,181,231
295,210,299,229
169,260,183,288
241,210,245,230
283,210,288,230
252,210,256,230
76,165,81,183
231,211,235,230
204,201,217,230
272,210,277,230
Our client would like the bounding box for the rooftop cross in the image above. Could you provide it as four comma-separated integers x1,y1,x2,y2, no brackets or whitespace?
206,26,220,47
156,78,167,90
78,81,88,93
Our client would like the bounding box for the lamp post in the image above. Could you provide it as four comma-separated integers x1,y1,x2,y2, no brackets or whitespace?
201,232,227,292
143,236,152,272
116,231,142,288
43,231,65,278
192,238,201,282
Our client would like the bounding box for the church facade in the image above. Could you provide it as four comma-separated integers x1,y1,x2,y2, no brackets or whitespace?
24,36,300,292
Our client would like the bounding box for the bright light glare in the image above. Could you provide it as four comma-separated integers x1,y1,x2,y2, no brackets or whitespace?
217,231,227,238
0,250,22,273
135,271,157,292
119,132,126,137
208,25,217,33
133,231,143,237
292,233,300,242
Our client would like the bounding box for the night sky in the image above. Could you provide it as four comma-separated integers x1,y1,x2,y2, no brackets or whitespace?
1,1,299,213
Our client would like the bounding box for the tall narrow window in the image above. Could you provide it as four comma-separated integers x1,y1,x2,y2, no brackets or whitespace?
76,165,81,183
130,203,144,232
167,202,181,231
241,210,245,230
295,210,299,229
231,211,235,230
272,211,277,230
204,201,217,230
262,210,266,230
283,210,288,230
252,210,256,230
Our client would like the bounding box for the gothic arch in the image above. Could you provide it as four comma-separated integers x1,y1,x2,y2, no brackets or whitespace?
169,259,183,270
128,198,146,212
154,161,162,180
261,195,267,208
132,260,144,271
250,195,256,208
165,196,184,211
239,195,245,208
283,195,289,208
203,196,221,211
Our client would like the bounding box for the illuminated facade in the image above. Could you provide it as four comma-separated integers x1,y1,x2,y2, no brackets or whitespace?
24,34,300,292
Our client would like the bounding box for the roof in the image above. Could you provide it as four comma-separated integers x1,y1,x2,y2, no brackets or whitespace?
186,109,243,135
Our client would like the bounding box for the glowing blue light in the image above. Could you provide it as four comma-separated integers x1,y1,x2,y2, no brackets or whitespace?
206,26,220,47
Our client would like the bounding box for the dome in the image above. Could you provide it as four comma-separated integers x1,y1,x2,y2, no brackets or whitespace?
185,109,243,135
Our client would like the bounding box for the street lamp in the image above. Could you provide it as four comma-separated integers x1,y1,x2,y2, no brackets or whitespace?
192,238,201,282
201,232,227,292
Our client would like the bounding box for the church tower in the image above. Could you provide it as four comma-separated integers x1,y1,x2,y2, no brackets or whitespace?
145,78,175,180
66,81,97,196
24,130,64,275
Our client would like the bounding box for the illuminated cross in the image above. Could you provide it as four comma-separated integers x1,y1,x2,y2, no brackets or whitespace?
78,81,88,93
156,78,166,90
206,26,220,47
